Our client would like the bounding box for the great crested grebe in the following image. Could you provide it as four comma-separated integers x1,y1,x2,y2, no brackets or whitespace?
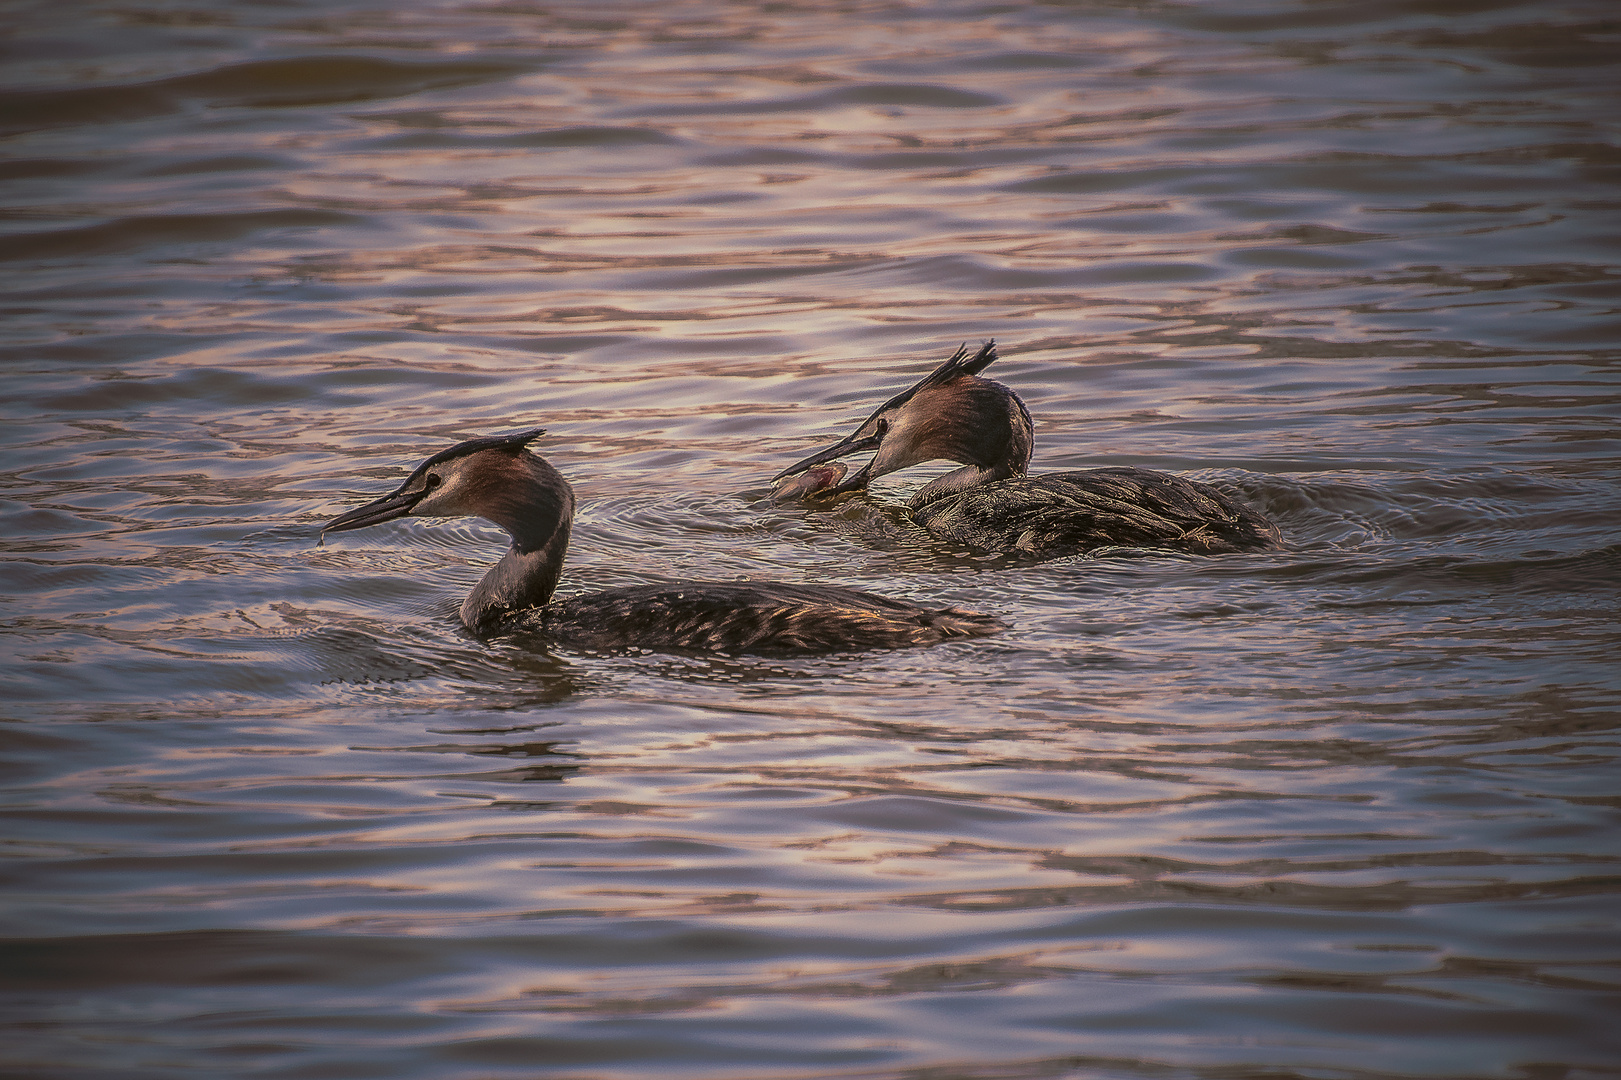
771,342,1282,558
322,429,1002,654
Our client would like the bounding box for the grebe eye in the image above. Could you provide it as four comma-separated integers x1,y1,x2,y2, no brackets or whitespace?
425,474,442,489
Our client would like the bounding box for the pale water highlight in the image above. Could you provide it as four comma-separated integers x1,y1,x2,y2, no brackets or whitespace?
1,1,1618,1078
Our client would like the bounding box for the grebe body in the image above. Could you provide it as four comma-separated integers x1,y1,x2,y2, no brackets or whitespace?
323,430,1001,655
772,343,1281,558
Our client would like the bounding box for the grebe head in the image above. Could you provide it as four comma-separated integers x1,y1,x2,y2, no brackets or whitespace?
322,428,569,550
772,341,1032,499
322,428,576,629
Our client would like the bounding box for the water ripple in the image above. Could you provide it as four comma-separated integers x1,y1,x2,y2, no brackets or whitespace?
1,0,1618,1077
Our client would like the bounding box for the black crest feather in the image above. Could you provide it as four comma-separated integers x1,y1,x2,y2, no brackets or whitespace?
880,341,998,412
417,427,546,472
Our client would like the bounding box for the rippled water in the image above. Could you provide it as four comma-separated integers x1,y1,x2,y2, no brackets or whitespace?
3,1,1619,1077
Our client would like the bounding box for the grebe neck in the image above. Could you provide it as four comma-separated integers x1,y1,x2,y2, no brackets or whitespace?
460,518,570,630
457,455,574,630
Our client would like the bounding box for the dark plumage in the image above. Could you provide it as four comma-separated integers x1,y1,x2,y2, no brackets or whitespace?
772,342,1282,558
912,468,1280,556
322,429,1002,655
536,582,998,653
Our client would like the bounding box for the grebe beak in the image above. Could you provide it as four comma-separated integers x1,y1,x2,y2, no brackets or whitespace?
771,425,886,493
322,485,422,535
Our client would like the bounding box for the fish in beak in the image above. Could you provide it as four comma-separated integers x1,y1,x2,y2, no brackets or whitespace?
770,421,886,499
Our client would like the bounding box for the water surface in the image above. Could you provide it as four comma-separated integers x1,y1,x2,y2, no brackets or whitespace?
2,1,1619,1077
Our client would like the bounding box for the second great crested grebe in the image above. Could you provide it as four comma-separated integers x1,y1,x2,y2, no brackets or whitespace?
322,429,1002,655
772,342,1282,558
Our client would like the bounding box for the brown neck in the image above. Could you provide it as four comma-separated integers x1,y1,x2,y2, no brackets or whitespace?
458,455,575,630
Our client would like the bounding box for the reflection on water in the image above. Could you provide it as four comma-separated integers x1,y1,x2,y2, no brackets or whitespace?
2,0,1619,1077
